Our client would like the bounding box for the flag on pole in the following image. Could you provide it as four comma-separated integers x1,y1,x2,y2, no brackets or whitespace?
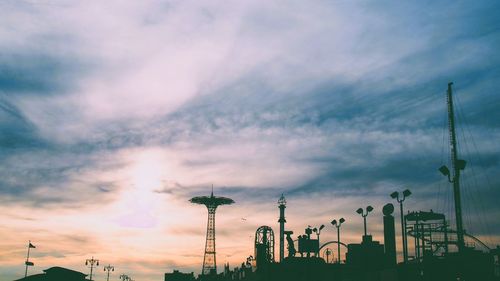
29,242,36,248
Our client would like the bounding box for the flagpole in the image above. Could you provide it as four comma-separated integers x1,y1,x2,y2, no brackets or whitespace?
24,241,31,278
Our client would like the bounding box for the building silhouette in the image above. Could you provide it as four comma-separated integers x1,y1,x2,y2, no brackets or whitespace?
14,267,87,281
164,270,195,281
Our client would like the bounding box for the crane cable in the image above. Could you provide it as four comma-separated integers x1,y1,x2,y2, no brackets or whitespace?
454,89,495,248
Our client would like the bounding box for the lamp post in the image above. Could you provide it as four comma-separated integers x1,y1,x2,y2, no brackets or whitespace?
356,206,373,237
312,224,325,241
312,224,325,257
104,264,114,281
391,189,412,263
325,248,333,263
85,257,99,281
331,218,345,263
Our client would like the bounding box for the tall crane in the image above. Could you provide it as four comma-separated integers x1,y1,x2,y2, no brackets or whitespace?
439,82,467,252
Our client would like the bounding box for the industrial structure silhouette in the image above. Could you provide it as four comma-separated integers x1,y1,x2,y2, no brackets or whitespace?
14,83,500,281
162,83,500,281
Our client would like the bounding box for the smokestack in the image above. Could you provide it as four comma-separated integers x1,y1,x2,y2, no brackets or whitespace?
383,203,397,266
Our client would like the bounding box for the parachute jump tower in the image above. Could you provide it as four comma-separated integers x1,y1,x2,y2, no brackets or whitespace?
190,189,234,275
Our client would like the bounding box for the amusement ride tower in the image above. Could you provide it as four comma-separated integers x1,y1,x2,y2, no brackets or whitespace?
278,194,286,262
190,189,234,275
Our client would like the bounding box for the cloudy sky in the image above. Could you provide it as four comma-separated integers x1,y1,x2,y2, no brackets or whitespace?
1,0,500,280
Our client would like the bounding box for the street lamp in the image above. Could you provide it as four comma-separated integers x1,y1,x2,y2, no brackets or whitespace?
391,189,411,263
440,160,467,253
312,224,325,257
312,224,325,240
104,264,114,281
331,218,345,264
85,257,99,281
356,206,373,237
325,248,333,263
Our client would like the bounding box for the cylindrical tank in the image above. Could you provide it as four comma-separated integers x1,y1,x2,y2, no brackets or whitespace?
383,203,397,266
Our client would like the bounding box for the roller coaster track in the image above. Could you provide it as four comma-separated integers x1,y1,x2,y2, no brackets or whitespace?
407,227,490,251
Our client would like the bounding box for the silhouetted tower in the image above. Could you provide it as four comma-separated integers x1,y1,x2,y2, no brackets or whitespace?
190,189,234,275
278,194,286,262
439,82,467,252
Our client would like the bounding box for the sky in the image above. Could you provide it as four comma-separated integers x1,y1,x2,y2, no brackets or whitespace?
1,0,500,280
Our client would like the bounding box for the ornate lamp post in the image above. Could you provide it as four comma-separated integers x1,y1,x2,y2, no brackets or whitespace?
104,264,114,281
85,257,99,281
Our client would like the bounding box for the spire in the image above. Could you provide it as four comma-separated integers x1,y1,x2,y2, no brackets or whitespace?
278,193,286,206
211,184,214,197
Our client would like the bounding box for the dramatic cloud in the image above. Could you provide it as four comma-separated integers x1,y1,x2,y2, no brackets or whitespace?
1,1,499,280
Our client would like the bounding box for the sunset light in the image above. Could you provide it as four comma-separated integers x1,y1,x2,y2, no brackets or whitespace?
1,1,500,281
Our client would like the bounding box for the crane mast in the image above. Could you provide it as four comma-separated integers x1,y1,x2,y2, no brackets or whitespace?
446,82,466,252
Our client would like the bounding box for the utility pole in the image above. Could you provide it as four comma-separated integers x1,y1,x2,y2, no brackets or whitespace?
85,257,99,281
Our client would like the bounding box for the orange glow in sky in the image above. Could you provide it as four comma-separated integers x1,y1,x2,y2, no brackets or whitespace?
1,1,500,281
